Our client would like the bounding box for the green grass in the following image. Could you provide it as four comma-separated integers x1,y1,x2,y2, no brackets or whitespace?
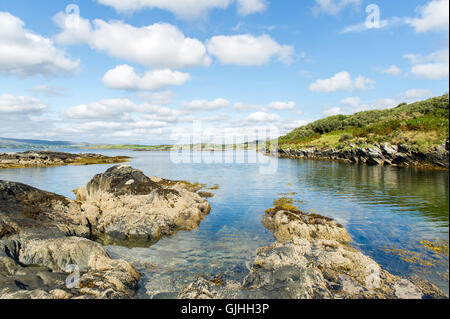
278,94,449,152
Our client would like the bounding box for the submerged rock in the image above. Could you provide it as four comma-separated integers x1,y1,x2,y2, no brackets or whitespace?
0,166,212,299
179,207,447,299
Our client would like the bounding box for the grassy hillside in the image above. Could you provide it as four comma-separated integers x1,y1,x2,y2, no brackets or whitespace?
278,94,449,152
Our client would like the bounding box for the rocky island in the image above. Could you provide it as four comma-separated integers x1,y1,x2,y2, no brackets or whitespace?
0,151,131,169
179,202,447,299
0,165,211,299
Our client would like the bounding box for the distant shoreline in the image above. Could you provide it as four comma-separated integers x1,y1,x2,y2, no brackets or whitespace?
0,151,131,169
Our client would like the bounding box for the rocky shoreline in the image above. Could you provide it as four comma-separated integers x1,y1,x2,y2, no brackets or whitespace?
269,142,449,169
0,151,131,169
179,205,447,299
0,165,211,299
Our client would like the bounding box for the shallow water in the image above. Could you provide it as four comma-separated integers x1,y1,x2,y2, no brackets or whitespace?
0,149,448,297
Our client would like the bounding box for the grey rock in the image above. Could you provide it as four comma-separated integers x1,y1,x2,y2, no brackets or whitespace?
180,208,447,299
0,165,212,299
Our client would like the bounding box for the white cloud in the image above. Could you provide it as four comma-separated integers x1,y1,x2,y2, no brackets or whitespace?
31,85,67,97
323,106,344,116
340,17,406,34
0,11,79,77
103,65,190,91
96,0,266,18
97,0,232,18
233,102,263,112
207,34,294,66
282,120,309,131
54,12,211,69
62,98,137,120
245,111,279,122
341,0,449,34
404,89,433,99
182,98,230,111
267,101,296,110
352,98,399,112
237,0,267,16
404,49,449,80
0,94,47,115
381,65,402,76
340,97,361,108
408,0,449,33
313,0,361,16
136,90,177,105
309,71,375,93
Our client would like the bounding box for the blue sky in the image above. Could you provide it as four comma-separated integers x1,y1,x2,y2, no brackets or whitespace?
0,0,448,144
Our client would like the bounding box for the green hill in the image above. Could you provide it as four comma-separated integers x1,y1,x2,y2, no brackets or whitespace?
278,94,449,152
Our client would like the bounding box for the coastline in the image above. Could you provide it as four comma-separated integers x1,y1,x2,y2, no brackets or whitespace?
267,142,449,170
0,151,131,169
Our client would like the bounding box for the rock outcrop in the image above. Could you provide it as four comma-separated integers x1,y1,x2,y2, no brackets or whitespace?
273,142,449,169
0,165,211,299
0,151,130,169
0,180,140,299
179,206,447,299
73,165,211,246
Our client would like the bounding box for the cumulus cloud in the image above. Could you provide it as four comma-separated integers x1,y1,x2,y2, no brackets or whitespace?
233,102,263,112
341,0,449,34
31,85,67,97
61,98,137,120
237,0,267,16
309,71,375,93
0,94,47,114
340,96,361,108
267,101,296,110
381,65,402,76
54,12,211,69
136,90,177,105
404,89,433,99
182,98,230,111
0,11,79,77
207,34,294,66
103,65,190,91
96,0,266,18
404,49,449,80
408,0,449,33
245,111,279,122
323,106,345,116
313,0,361,16
61,97,192,125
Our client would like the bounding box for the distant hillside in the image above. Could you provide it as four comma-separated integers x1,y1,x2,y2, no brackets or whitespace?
278,94,449,152
0,137,73,146
0,137,90,149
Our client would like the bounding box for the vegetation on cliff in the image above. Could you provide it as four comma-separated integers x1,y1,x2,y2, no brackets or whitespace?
278,94,449,152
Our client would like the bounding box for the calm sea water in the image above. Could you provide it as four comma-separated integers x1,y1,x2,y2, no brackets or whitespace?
0,148,448,297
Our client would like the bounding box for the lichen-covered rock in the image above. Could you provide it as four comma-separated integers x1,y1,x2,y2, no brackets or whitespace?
263,208,351,244
73,165,211,246
180,208,447,299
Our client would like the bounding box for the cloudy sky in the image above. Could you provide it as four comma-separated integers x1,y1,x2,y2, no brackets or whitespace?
0,0,448,144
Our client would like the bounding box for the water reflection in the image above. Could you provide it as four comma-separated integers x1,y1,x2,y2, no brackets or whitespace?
0,149,448,296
